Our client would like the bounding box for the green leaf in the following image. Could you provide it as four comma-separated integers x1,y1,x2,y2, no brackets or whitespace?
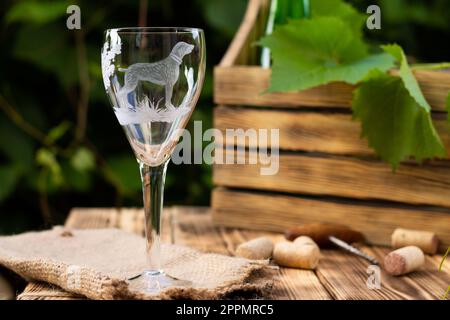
382,44,430,111
62,161,92,192
45,121,71,144
0,165,20,202
202,0,247,37
6,1,69,24
352,71,445,169
0,117,35,169
259,17,395,92
35,148,63,185
310,0,365,33
104,155,141,195
36,168,61,194
36,148,58,169
13,24,78,87
70,147,95,172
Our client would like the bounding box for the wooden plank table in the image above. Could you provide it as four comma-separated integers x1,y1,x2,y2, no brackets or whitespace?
17,207,450,300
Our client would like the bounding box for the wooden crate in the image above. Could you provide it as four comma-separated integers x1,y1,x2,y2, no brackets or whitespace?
211,0,450,251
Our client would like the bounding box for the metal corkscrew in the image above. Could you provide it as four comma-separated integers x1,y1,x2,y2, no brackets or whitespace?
329,236,379,265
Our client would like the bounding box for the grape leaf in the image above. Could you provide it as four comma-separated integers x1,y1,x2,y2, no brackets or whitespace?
352,71,445,169
382,44,430,111
310,0,366,33
259,17,395,92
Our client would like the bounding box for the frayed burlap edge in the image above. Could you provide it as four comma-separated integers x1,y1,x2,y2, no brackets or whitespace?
0,252,273,300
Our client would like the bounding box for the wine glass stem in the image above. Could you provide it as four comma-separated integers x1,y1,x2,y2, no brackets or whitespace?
139,159,169,274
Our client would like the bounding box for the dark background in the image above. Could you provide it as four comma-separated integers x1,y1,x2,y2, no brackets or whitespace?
0,0,449,234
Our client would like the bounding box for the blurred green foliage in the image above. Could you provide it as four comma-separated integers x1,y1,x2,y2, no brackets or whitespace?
0,0,449,234
352,0,450,61
0,0,247,233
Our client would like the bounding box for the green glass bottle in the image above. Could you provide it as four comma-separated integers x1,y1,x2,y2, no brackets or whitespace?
261,0,310,67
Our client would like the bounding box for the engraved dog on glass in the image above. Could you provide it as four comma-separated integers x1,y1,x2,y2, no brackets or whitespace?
118,41,194,110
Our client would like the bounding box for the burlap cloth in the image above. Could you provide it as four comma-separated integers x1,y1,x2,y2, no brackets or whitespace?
0,227,272,299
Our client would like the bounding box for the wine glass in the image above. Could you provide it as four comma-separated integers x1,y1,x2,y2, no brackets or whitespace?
101,27,205,292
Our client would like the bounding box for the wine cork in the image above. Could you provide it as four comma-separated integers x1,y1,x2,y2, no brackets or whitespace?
273,240,321,270
293,236,320,249
391,228,439,255
384,246,425,276
235,236,274,260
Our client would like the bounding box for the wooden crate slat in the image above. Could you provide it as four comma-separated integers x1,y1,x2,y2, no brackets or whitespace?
65,207,119,229
214,106,450,158
211,0,450,300
213,150,450,208
214,66,450,111
211,188,450,252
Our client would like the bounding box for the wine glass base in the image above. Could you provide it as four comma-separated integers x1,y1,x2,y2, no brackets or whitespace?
128,270,192,294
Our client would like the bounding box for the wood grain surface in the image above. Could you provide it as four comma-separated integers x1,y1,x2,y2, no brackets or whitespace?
213,150,450,208
214,66,450,111
211,188,450,252
214,106,450,158
171,207,331,300
17,207,449,300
